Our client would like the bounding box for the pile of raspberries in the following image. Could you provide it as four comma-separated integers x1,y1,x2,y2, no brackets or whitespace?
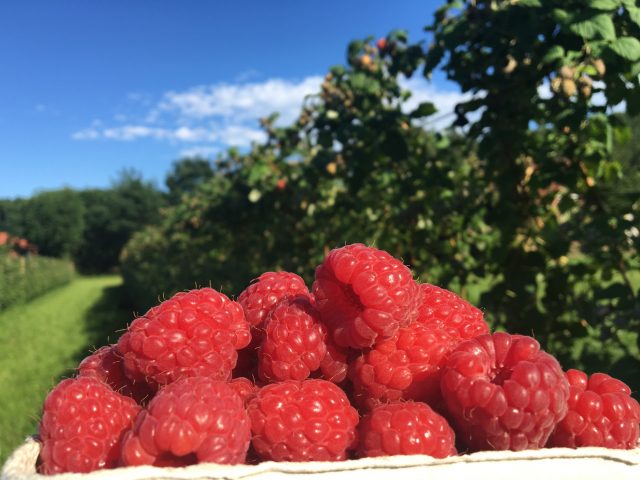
36,244,640,474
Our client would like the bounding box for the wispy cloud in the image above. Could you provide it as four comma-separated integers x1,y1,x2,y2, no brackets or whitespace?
154,77,322,124
179,145,220,158
72,75,471,155
72,77,318,152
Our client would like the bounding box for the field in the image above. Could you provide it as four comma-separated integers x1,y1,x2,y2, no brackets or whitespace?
0,275,132,464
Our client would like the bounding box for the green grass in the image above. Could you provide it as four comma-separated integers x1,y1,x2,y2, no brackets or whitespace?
0,275,133,465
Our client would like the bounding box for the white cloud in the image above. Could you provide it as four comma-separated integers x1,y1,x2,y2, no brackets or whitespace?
72,77,319,150
156,76,323,124
215,125,266,146
71,74,475,151
179,145,220,158
71,128,101,140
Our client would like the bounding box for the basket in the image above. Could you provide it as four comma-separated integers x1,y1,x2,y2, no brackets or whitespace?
2,437,639,480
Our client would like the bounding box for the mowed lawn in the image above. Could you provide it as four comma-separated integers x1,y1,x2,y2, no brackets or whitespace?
0,275,133,465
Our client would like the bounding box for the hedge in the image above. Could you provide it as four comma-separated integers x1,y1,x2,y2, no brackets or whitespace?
0,251,75,310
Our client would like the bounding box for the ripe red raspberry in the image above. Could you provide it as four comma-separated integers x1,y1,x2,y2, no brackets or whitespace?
247,379,359,461
38,377,140,474
349,322,456,411
440,332,569,451
547,369,640,449
357,402,456,458
78,345,153,404
238,271,310,329
117,288,250,390
416,283,489,341
313,244,420,349
229,377,259,405
317,334,351,384
120,376,250,466
258,296,327,382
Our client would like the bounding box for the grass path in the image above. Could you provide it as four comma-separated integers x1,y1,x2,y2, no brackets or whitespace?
0,275,132,464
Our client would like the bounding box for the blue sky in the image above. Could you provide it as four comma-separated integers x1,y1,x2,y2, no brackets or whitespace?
0,0,462,198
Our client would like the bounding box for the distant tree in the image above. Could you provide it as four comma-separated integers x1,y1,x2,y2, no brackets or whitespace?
75,170,164,273
22,189,85,257
0,198,31,239
165,157,215,204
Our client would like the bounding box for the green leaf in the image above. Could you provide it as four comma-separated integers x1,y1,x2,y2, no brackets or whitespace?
388,29,408,44
609,36,640,61
606,123,613,153
424,44,444,74
516,0,542,7
410,102,437,118
542,45,565,64
628,7,640,28
588,0,620,10
569,14,616,40
551,9,573,24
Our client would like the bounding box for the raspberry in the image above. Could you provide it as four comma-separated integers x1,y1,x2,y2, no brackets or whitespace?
440,332,569,451
229,377,259,405
247,379,359,461
547,369,640,449
120,376,250,466
38,377,140,474
349,322,456,411
117,288,250,389
317,334,351,384
237,272,312,377
238,272,311,329
78,345,153,404
258,296,327,382
416,283,489,341
357,402,456,458
313,244,420,349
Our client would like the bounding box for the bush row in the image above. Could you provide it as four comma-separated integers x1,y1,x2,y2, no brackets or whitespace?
0,251,75,310
121,21,639,397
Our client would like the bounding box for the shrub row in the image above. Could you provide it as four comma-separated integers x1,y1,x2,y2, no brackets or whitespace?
120,25,639,397
0,251,75,310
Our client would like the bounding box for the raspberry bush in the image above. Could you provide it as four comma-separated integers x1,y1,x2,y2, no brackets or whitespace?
119,1,640,400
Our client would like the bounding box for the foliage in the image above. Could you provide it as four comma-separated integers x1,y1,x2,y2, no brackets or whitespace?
120,32,487,310
165,157,215,205
422,0,640,388
1,189,86,258
122,5,640,396
0,170,164,273
74,171,165,273
0,249,75,310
